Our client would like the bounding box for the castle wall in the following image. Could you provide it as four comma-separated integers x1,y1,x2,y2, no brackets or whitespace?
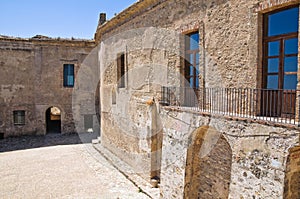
0,37,95,137
96,0,300,197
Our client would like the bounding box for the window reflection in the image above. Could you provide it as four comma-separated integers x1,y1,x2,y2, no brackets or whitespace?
267,75,278,89
284,75,297,90
268,7,299,36
284,57,298,72
268,41,280,56
285,38,298,55
268,58,279,73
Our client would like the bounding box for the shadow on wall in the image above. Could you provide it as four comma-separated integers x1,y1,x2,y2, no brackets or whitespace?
0,133,82,153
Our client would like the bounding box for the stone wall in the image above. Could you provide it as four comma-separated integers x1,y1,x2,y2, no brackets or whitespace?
0,37,96,137
159,108,299,198
95,0,300,197
96,0,300,89
96,0,262,89
99,26,181,179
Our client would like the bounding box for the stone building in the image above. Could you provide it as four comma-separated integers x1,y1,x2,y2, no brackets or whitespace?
1,0,300,198
0,35,98,137
95,0,300,198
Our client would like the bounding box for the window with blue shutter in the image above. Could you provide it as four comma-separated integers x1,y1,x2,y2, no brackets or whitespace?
63,64,75,87
185,32,200,89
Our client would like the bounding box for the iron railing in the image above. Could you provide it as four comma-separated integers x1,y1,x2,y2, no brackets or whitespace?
160,87,300,125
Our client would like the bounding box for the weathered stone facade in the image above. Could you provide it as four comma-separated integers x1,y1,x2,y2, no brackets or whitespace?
3,0,299,198
160,109,299,198
95,0,300,198
0,36,97,137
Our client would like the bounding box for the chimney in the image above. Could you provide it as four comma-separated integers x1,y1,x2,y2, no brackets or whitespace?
98,13,106,26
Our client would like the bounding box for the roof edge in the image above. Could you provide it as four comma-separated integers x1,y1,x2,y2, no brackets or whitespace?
94,0,162,42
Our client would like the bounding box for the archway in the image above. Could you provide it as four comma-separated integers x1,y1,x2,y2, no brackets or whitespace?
184,126,232,199
46,107,61,134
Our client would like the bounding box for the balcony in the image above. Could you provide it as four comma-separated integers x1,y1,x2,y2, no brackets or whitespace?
160,87,300,126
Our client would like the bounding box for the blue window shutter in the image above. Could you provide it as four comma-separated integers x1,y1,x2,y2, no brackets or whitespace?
63,64,74,87
63,65,68,86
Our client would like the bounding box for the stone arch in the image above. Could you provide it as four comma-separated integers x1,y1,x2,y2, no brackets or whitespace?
283,146,300,199
45,106,62,134
184,126,232,199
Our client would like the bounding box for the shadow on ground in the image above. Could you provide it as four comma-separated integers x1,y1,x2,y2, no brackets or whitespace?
0,133,98,153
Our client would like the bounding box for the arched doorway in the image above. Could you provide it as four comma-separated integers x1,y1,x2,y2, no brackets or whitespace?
46,107,61,134
184,126,232,199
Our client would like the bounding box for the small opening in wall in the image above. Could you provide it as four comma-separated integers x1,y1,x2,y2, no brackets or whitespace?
117,53,126,88
112,88,116,105
13,110,25,125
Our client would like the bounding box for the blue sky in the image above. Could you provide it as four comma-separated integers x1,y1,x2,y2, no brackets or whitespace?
0,0,137,39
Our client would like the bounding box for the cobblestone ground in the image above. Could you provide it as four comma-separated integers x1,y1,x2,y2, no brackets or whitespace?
0,134,150,199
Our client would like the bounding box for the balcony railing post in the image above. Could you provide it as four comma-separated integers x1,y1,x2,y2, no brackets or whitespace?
296,90,300,126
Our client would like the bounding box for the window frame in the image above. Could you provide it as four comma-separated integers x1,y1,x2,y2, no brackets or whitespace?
262,5,299,90
117,53,126,88
13,110,25,125
184,31,200,89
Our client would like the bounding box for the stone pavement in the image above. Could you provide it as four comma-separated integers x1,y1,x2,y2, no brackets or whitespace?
0,134,151,199
93,144,160,199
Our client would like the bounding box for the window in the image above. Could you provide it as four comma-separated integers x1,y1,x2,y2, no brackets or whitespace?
263,6,299,90
185,32,200,88
63,64,75,87
262,6,299,117
13,110,25,125
117,53,125,88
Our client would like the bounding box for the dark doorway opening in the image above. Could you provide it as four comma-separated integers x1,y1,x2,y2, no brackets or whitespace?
46,107,61,134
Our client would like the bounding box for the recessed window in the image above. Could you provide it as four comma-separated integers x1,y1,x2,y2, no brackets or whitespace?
112,88,116,105
185,32,200,88
13,110,25,125
263,6,299,90
117,53,126,88
63,64,75,87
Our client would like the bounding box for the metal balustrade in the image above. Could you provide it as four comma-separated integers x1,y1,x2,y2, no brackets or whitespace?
160,86,300,125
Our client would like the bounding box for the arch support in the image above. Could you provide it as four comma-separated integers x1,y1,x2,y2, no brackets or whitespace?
184,126,232,199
